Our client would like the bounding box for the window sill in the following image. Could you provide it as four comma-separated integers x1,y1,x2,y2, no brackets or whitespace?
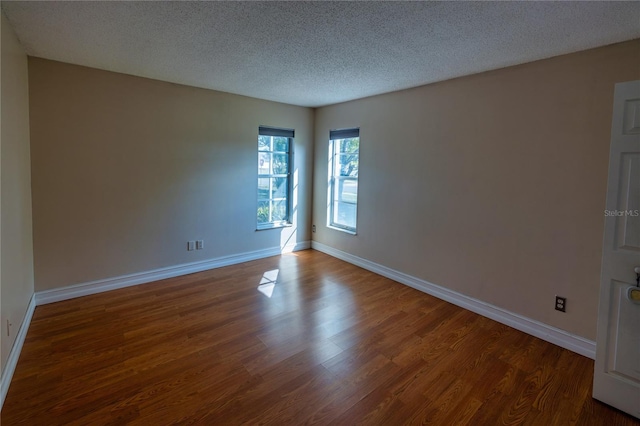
327,225,357,235
256,223,293,231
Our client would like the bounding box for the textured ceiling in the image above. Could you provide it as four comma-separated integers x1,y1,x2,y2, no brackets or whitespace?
2,1,639,107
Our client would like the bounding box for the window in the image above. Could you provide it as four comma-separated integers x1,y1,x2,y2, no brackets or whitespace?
328,128,359,233
257,126,293,229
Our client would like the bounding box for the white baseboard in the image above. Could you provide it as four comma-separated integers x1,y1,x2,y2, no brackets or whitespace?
36,241,311,305
311,241,596,359
1,294,36,409
1,238,593,413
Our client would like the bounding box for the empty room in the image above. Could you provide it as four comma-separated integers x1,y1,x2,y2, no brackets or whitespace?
1,1,639,424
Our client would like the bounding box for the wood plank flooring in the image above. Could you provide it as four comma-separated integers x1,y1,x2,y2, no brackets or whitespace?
2,249,637,425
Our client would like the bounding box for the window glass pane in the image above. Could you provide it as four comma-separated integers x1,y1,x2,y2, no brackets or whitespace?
273,137,289,152
258,152,269,174
337,154,358,177
257,200,270,224
271,177,288,198
258,135,271,151
272,153,288,174
339,138,359,154
258,178,270,200
337,179,358,204
333,201,357,229
272,199,288,221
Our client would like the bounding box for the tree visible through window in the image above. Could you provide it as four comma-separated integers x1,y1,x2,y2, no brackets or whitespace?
257,126,293,229
329,128,359,233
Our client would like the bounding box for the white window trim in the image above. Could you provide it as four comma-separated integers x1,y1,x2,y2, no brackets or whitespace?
328,223,357,235
257,129,293,230
327,131,359,234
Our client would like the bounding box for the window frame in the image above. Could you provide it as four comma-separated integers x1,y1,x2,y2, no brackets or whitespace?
328,128,360,234
257,126,294,230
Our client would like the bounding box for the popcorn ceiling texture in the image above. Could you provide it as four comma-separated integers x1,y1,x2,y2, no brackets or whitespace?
2,1,639,107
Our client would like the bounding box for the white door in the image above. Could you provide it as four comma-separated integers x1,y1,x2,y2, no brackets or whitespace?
594,80,640,419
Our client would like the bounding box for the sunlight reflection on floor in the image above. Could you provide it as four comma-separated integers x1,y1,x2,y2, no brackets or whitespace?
257,269,279,298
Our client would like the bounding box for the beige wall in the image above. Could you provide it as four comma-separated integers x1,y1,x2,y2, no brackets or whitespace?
1,13,34,373
18,35,640,344
313,40,640,341
28,58,314,292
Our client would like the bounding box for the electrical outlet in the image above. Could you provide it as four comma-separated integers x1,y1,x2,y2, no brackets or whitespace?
196,240,204,250
187,241,195,251
6,320,11,336
555,296,566,312
312,225,316,233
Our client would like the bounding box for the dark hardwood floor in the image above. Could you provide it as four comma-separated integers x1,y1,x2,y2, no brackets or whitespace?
2,249,637,425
